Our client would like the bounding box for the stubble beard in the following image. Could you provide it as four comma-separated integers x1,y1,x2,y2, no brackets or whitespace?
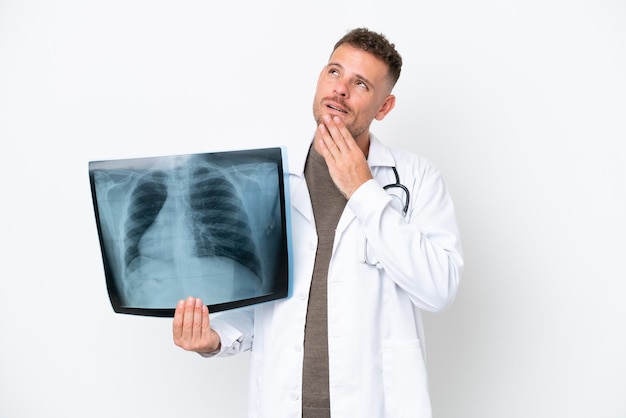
313,101,367,142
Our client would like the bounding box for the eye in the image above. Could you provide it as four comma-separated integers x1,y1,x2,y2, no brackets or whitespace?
356,80,369,90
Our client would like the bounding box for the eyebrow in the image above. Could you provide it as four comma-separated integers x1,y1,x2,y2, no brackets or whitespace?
327,62,374,88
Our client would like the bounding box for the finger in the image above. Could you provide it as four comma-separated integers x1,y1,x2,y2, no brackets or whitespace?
323,115,351,152
330,116,356,151
192,298,205,344
316,123,335,160
181,296,196,341
172,299,185,342
319,116,342,152
201,304,211,345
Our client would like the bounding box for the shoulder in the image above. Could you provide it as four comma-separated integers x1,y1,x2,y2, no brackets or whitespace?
369,134,442,179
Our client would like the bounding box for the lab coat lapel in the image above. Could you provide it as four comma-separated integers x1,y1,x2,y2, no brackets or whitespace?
287,141,315,224
290,175,314,223
335,205,355,236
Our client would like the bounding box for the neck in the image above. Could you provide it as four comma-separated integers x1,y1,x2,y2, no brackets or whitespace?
312,125,371,158
354,133,371,159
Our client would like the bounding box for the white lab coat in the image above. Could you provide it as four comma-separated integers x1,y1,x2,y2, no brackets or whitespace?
210,134,463,418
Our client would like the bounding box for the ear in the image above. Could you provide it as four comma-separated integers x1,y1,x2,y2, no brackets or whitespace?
375,94,396,121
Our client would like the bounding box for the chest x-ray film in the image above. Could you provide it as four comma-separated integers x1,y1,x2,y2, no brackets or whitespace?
89,147,293,317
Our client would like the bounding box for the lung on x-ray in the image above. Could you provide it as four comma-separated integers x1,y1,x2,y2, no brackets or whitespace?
89,147,293,317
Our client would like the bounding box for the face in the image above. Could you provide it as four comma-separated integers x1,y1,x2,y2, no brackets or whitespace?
312,44,396,146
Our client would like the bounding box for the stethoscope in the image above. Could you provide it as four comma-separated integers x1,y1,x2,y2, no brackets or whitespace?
383,166,410,217
361,166,410,268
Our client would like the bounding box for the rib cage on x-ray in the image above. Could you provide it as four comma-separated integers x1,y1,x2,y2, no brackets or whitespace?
123,171,169,275
186,166,262,278
92,153,283,310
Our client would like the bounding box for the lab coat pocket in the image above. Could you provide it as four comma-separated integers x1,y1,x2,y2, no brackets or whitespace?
382,339,432,418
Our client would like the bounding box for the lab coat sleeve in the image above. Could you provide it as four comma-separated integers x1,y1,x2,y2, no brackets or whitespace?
200,307,254,357
348,164,463,312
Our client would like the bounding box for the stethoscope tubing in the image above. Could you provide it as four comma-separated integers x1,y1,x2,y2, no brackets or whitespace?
361,166,410,267
383,166,410,217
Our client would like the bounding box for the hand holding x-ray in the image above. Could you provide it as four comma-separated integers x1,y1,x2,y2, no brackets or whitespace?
172,297,221,354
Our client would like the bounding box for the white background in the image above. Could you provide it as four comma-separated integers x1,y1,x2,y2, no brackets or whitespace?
1,1,625,417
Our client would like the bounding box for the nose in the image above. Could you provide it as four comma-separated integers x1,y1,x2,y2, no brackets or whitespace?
333,79,349,97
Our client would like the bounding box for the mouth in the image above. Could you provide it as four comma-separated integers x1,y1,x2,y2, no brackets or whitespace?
325,100,348,114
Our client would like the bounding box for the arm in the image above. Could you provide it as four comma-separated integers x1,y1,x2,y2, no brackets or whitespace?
350,166,463,312
315,115,462,312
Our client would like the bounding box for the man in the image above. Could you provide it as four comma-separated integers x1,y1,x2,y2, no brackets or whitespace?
173,27,463,418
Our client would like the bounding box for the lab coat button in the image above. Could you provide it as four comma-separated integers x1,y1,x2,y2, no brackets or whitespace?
290,392,300,401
